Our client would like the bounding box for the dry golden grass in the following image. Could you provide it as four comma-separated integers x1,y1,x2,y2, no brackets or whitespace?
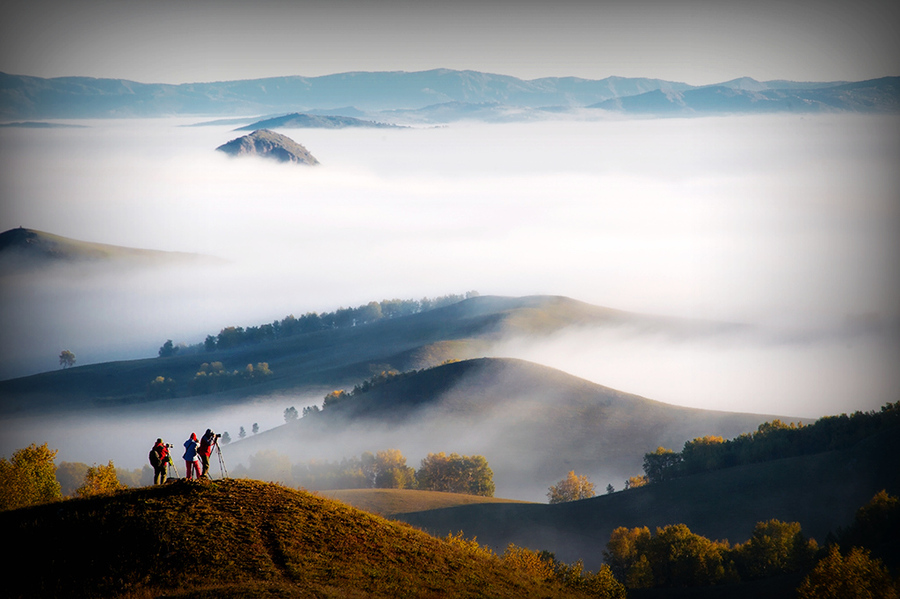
2,478,613,599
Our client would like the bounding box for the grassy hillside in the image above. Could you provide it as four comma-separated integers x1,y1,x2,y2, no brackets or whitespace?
0,294,730,415
2,478,606,599
395,426,900,570
229,358,789,500
324,488,534,517
0,227,215,268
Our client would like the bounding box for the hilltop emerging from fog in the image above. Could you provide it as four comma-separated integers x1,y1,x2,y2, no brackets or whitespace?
216,129,319,165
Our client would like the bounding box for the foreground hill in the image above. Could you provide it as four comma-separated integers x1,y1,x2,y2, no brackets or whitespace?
0,227,217,271
224,358,790,501
1,478,603,599
325,488,534,516
395,424,900,571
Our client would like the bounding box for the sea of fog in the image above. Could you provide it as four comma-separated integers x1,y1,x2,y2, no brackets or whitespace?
1,114,899,479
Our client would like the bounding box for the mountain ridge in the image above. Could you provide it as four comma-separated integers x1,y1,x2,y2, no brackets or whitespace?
2,69,896,120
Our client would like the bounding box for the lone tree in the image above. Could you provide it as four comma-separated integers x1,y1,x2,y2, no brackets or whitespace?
547,470,596,504
59,350,76,369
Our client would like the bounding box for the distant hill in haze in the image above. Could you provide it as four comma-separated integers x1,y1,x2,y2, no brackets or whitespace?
215,129,319,164
235,112,403,131
2,69,896,121
592,76,900,115
0,227,219,272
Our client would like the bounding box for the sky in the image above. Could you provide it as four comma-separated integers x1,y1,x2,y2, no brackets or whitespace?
1,0,898,85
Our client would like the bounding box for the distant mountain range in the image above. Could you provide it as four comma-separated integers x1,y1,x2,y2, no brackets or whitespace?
1,69,897,122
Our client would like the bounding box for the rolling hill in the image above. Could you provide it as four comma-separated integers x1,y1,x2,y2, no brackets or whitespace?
217,357,793,502
0,227,219,272
235,112,403,130
394,424,900,571
0,478,605,599
0,294,738,415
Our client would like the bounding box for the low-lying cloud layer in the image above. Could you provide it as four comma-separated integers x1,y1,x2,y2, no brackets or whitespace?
1,114,898,473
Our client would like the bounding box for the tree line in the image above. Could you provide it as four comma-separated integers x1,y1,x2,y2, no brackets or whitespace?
158,291,479,357
602,491,899,597
232,448,495,497
640,401,900,484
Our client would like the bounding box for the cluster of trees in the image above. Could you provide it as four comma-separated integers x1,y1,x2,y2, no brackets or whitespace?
159,291,479,357
233,448,495,496
146,361,273,399
605,519,817,588
602,491,900,596
1,444,133,511
640,402,900,484
188,361,272,395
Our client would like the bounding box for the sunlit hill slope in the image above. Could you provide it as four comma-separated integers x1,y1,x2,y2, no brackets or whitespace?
1,478,604,599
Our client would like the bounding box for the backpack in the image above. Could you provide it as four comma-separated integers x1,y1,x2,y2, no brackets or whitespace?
149,446,162,468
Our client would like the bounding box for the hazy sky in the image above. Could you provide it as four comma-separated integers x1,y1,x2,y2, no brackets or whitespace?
1,0,898,85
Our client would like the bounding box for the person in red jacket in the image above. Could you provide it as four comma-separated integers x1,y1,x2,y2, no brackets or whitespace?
198,429,216,478
149,438,172,485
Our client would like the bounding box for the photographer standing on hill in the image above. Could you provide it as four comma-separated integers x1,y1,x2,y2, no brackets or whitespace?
183,433,201,480
198,429,216,478
149,438,172,485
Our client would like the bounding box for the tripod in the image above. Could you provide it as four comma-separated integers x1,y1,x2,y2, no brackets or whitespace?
214,439,228,479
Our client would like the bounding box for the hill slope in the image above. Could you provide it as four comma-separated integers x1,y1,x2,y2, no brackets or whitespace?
0,295,727,414
235,112,402,130
396,425,900,570
0,478,599,599
225,357,791,501
0,227,216,271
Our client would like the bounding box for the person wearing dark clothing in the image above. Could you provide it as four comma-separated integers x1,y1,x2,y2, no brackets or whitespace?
199,429,216,478
149,438,171,485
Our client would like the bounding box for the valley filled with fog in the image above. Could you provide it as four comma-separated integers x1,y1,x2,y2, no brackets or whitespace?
1,113,898,477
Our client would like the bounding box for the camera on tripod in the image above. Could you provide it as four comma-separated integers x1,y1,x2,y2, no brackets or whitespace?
165,443,173,448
